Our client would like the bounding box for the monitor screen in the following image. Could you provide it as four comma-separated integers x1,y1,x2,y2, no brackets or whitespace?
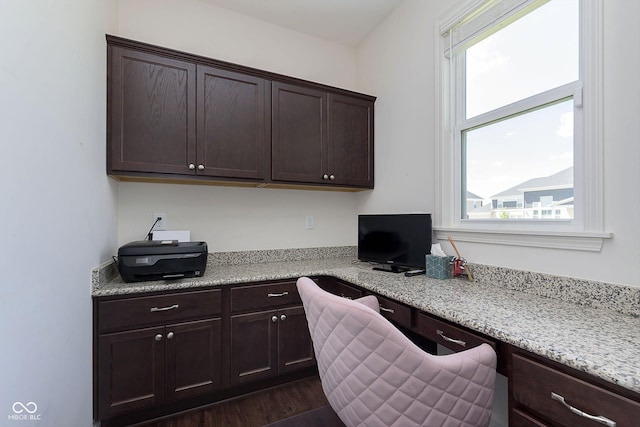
358,214,432,271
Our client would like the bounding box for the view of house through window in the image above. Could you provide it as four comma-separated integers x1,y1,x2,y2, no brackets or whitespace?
459,0,579,220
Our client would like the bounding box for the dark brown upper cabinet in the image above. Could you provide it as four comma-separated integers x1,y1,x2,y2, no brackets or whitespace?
108,46,197,175
271,82,327,184
106,35,374,190
271,83,374,188
327,93,374,188
196,66,268,180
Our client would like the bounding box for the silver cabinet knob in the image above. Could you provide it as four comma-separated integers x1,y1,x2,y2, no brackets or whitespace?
280,314,287,321
329,174,335,180
198,164,205,171
155,334,163,341
166,332,174,339
188,164,195,170
272,316,278,323
322,174,329,180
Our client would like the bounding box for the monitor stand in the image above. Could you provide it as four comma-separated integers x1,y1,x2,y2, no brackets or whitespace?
372,265,409,273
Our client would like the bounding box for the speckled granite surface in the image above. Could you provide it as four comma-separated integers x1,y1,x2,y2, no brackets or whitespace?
92,247,640,395
471,263,640,317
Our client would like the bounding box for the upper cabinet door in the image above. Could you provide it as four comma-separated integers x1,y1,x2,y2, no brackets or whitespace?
271,82,327,184
327,94,374,188
109,46,196,175
197,66,269,180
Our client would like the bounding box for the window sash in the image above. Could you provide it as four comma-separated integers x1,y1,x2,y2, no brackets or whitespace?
434,0,609,251
441,0,545,58
455,81,580,136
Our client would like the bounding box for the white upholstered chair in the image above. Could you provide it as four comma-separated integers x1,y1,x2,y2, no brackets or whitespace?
296,276,497,427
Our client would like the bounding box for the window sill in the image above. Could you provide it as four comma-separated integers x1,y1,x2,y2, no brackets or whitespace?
433,227,613,252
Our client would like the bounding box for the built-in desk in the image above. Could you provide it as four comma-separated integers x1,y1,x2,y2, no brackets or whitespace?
94,255,640,426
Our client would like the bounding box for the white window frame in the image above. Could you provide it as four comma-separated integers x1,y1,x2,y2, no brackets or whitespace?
434,0,611,251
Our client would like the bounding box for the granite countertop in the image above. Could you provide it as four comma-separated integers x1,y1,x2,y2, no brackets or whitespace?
93,256,640,395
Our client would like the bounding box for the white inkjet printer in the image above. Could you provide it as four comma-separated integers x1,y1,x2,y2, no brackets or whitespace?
117,240,208,283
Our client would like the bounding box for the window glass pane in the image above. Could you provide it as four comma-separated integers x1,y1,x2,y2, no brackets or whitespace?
465,0,579,118
463,99,574,220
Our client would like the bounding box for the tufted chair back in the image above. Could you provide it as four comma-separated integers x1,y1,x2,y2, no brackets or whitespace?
296,276,497,427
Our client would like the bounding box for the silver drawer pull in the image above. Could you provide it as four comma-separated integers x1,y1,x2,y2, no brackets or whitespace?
436,329,466,347
380,307,395,314
150,304,179,312
551,392,616,427
267,292,289,298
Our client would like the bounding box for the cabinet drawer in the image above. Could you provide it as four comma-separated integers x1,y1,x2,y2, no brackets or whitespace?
376,295,412,329
511,408,549,427
317,278,362,299
415,312,495,352
98,289,221,332
230,281,300,312
512,353,640,427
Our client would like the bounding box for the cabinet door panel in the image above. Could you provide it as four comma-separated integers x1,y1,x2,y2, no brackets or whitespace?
272,82,326,183
197,66,268,179
98,326,165,418
278,306,315,374
165,318,222,401
109,47,196,174
230,310,278,385
327,94,374,187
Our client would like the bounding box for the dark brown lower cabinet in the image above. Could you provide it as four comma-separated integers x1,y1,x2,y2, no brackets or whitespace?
315,276,363,299
98,318,222,418
95,277,640,427
230,305,315,386
98,326,165,416
510,350,640,426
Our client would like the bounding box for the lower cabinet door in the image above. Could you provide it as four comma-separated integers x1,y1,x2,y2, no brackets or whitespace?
230,310,278,385
98,326,165,418
278,305,315,374
165,318,223,401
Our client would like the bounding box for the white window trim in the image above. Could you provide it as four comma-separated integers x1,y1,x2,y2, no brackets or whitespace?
433,0,611,252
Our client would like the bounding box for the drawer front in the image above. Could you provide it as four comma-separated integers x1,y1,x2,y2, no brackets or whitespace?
512,353,640,427
230,281,300,312
415,312,495,352
511,408,550,427
317,279,362,299
377,295,412,329
99,289,221,332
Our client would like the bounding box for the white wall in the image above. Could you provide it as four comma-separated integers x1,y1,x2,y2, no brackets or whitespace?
0,0,117,426
356,0,441,214
118,183,358,251
114,0,365,249
356,0,640,287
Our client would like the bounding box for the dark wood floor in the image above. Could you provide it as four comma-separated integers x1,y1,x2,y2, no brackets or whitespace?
137,376,330,427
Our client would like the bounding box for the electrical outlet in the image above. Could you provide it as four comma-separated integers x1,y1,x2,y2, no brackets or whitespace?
153,213,167,231
305,215,314,230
